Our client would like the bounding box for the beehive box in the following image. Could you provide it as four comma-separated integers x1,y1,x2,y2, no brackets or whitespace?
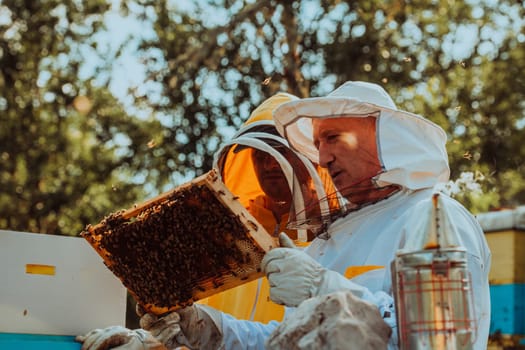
0,229,126,336
477,206,525,344
476,206,525,284
489,283,525,335
81,169,276,315
483,230,525,284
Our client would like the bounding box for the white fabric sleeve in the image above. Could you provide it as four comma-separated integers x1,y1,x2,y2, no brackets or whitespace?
468,251,491,350
211,271,398,349
319,269,394,312
220,314,280,350
440,196,491,349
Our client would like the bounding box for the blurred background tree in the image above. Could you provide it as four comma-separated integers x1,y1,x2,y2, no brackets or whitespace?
0,0,168,235
1,0,524,237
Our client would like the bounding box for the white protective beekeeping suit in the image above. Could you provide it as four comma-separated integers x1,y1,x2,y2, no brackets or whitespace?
267,81,491,350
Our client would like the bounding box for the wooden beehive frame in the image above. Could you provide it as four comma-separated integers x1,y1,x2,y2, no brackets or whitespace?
81,169,276,315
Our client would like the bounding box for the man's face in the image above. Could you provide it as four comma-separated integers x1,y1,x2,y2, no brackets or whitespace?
252,149,292,203
312,116,381,202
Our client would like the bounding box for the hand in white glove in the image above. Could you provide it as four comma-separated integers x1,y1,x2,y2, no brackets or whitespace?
261,232,324,306
139,304,223,350
75,326,166,350
261,232,378,307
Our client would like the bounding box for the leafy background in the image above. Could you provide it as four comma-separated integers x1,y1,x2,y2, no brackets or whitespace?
1,0,524,236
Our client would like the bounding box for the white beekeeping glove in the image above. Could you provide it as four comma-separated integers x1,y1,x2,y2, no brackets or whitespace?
261,232,382,307
139,304,224,350
76,326,166,350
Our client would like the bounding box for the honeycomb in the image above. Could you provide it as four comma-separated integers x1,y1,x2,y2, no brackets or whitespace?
81,170,276,315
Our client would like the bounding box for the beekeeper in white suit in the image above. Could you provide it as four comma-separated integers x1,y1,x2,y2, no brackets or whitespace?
77,81,491,350
264,80,491,349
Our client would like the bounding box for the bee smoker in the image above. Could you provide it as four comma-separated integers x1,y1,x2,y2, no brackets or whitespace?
392,193,476,349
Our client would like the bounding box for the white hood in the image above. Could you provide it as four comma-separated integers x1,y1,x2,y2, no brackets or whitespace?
273,81,450,190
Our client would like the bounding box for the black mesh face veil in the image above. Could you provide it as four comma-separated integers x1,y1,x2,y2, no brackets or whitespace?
261,140,348,237
286,172,344,236
287,176,400,238
214,125,348,240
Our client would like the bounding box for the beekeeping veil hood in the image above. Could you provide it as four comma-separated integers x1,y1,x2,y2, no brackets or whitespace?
273,81,450,191
213,93,342,241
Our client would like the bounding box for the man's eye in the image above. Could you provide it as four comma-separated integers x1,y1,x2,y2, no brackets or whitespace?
326,134,338,142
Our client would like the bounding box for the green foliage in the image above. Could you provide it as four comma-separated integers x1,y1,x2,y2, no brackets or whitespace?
0,0,167,235
124,0,525,211
0,0,524,237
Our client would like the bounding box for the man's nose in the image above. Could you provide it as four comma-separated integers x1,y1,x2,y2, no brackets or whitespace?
318,143,334,168
262,157,281,170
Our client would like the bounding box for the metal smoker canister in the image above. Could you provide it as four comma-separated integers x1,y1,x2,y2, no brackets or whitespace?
392,193,477,350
